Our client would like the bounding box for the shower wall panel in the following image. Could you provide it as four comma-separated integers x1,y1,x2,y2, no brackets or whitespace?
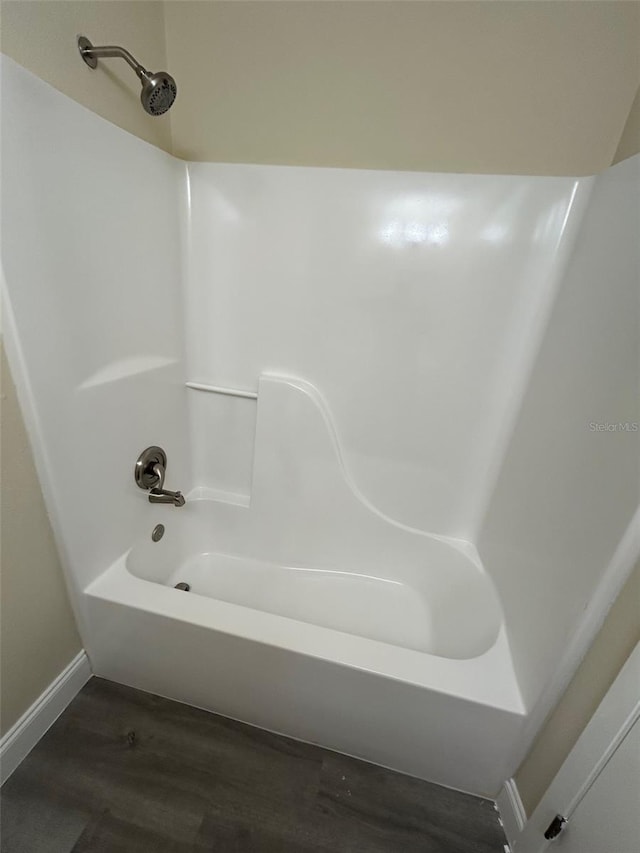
478,154,640,712
1,57,189,609
184,163,589,538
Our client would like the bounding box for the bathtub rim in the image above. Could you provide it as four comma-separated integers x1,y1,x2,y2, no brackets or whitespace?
85,553,526,715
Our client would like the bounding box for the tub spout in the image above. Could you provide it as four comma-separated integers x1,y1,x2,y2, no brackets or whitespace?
149,487,185,507
150,461,185,506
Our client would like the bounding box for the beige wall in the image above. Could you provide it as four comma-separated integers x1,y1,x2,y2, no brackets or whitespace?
164,1,640,174
613,84,640,164
515,560,640,814
1,0,172,153
0,344,82,736
3,2,638,174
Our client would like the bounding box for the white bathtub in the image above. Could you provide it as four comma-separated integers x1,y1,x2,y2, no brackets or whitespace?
126,501,503,660
84,504,524,794
84,376,525,796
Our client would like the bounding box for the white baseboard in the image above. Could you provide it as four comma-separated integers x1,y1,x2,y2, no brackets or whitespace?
497,777,527,850
0,650,91,784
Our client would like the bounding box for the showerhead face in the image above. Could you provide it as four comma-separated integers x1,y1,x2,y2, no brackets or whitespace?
140,71,177,116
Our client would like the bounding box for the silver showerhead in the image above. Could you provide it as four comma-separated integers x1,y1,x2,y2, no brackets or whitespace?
140,70,177,116
78,36,177,117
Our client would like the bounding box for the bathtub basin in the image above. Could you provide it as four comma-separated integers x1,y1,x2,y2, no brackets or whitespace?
126,500,502,660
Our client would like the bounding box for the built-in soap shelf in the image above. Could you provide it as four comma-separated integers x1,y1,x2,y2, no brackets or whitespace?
186,380,258,505
185,381,257,400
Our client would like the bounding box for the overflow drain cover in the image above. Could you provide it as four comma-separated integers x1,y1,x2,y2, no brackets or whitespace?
174,582,190,592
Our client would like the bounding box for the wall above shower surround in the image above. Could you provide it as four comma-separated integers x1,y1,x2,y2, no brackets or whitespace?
185,162,589,538
478,154,640,713
1,57,190,599
1,1,172,153
164,1,640,174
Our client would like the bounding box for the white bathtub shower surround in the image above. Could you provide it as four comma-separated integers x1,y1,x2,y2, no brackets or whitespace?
85,374,523,794
3,56,639,797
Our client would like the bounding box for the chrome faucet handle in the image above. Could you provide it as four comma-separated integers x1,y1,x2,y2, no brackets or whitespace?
152,462,166,491
135,446,167,490
135,446,185,507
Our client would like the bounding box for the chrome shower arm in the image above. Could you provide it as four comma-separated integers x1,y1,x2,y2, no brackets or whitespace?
79,40,147,79
77,35,177,116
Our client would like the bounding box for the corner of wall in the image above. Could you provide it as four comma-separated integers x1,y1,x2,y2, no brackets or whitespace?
612,85,640,166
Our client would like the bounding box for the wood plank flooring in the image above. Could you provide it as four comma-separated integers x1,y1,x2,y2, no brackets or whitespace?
1,678,507,852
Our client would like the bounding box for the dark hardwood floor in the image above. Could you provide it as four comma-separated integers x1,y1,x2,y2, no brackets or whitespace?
1,678,507,852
